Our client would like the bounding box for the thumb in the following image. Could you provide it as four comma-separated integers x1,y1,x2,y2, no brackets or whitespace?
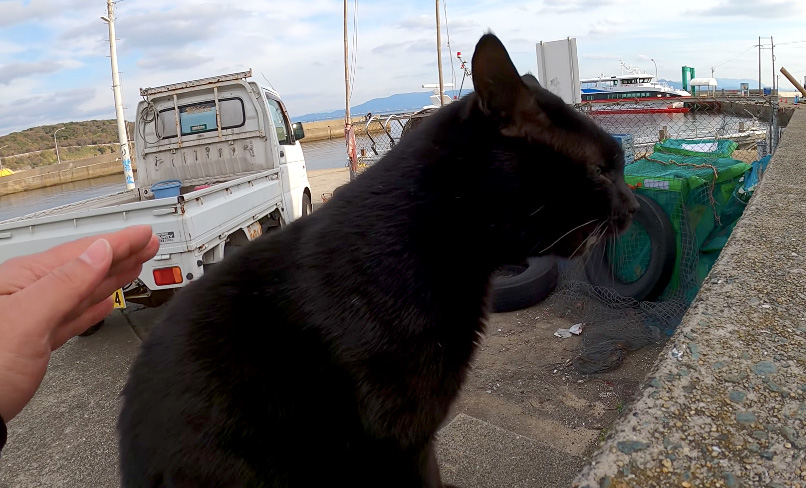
17,238,113,335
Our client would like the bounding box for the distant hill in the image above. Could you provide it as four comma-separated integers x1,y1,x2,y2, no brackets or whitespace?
292,90,471,122
659,78,766,91
0,120,134,171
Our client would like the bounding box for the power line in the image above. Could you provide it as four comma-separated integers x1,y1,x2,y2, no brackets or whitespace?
712,44,756,69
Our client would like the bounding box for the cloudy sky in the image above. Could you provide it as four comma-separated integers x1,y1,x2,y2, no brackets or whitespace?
1,0,805,136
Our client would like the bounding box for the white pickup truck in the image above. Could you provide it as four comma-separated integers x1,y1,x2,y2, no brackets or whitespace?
0,70,312,310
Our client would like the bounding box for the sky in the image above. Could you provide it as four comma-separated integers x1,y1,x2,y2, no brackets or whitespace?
1,0,805,136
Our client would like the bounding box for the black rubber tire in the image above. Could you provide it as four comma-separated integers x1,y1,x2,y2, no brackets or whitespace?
79,319,104,337
491,256,559,313
584,193,677,303
302,193,312,217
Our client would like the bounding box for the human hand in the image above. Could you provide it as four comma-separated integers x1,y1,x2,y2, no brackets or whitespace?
0,225,159,422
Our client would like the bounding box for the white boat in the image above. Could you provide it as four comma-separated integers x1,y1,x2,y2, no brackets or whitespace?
421,83,454,109
581,61,691,111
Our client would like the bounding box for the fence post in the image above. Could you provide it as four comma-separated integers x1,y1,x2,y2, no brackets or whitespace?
658,126,668,141
770,98,779,152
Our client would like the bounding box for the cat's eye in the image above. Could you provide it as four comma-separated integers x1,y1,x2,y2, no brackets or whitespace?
592,166,602,177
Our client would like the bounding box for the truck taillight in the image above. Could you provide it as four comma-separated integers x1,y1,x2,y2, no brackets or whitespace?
153,267,183,286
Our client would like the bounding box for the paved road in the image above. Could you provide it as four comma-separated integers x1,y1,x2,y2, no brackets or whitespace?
0,310,141,487
0,169,352,487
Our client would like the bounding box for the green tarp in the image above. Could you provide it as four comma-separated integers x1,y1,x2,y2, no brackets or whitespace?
617,152,751,305
653,138,738,159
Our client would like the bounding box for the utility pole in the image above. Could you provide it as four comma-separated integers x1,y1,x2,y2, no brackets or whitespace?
54,127,65,164
770,36,775,92
101,0,135,190
758,36,762,93
435,0,445,107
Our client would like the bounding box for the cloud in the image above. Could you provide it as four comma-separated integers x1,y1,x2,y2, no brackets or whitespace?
0,61,64,85
581,53,619,60
397,15,477,32
587,18,625,36
372,39,435,55
116,6,251,53
0,0,93,28
0,88,107,135
541,0,620,14
136,52,213,71
691,0,802,18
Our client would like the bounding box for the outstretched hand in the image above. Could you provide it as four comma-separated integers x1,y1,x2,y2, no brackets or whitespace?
0,225,159,422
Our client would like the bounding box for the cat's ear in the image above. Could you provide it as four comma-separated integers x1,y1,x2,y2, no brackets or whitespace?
471,33,528,120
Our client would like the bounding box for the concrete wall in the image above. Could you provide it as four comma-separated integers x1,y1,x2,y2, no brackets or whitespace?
575,107,806,487
0,151,137,197
300,117,392,142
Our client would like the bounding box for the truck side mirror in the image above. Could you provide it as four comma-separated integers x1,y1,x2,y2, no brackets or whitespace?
292,122,305,141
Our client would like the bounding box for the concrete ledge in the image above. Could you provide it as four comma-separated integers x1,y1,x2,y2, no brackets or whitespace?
574,109,806,486
0,151,134,196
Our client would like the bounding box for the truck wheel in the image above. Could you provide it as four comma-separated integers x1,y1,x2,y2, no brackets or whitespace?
491,256,559,313
302,193,312,217
79,319,104,337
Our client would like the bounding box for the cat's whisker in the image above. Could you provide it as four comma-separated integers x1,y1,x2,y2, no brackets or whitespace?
585,222,610,266
570,220,605,259
529,205,546,217
539,219,598,254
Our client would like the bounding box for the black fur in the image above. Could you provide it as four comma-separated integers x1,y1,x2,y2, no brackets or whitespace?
118,33,637,488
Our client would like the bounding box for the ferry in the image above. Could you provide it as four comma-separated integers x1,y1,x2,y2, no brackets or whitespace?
581,61,691,114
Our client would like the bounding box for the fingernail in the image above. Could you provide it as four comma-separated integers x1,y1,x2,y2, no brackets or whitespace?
79,239,111,266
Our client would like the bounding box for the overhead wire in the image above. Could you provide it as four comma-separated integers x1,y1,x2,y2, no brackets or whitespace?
443,0,457,93
348,0,359,106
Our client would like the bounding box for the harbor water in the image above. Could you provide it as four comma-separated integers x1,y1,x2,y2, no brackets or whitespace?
0,138,348,222
0,110,764,222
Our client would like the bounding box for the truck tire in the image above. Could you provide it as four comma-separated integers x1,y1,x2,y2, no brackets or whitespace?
584,193,676,303
79,319,104,337
491,256,559,313
302,193,312,217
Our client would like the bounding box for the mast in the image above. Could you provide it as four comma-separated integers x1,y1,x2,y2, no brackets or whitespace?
435,0,445,106
344,0,351,125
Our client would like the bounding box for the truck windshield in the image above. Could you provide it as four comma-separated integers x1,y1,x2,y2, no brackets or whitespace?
158,97,245,139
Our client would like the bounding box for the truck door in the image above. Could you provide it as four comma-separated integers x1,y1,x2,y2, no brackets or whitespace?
266,95,308,218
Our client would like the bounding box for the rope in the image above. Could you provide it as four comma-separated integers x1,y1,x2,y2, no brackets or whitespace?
636,154,722,225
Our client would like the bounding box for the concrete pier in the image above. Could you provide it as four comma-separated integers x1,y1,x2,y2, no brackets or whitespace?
573,107,806,487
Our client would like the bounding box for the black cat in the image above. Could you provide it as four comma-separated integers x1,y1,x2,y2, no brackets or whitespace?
118,33,638,488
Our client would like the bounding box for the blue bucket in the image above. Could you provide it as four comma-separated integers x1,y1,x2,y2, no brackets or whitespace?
151,180,182,199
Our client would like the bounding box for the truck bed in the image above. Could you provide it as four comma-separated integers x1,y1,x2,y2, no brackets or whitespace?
0,169,284,259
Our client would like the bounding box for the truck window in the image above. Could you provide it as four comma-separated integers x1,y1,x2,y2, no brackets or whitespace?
265,97,292,145
157,98,245,139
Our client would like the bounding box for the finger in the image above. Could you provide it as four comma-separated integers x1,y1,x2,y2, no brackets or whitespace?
60,262,145,325
52,298,115,349
0,228,154,298
60,234,159,318
16,238,113,336
0,226,155,282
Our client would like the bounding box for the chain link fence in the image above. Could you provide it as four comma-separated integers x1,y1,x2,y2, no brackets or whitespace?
352,96,785,171
353,109,436,177
350,96,789,373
